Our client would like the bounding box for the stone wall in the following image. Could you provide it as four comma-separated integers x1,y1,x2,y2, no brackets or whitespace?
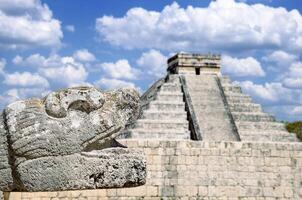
4,139,302,200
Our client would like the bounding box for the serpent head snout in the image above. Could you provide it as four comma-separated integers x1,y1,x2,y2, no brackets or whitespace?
44,86,105,118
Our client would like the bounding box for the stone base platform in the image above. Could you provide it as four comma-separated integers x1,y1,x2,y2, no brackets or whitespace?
3,139,302,199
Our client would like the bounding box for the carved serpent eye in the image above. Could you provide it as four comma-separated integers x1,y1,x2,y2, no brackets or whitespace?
44,87,105,118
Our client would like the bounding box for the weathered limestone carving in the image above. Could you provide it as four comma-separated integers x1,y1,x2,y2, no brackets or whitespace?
0,86,146,192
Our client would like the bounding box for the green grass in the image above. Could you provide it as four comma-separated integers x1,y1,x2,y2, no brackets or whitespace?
285,121,302,141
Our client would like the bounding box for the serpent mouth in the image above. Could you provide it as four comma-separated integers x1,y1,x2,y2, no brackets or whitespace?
82,128,127,153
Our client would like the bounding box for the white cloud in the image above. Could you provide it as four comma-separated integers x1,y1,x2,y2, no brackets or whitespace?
65,25,75,32
3,71,49,88
13,54,65,68
0,87,50,109
96,1,302,52
237,80,294,103
73,49,96,62
136,49,167,78
13,54,45,67
0,58,6,74
99,59,139,80
94,78,136,90
222,55,265,77
262,50,298,68
39,57,88,87
12,55,23,65
13,53,89,87
287,106,302,115
282,62,302,89
0,0,62,49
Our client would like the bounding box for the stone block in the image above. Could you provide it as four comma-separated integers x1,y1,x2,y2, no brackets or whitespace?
14,148,146,191
146,186,158,197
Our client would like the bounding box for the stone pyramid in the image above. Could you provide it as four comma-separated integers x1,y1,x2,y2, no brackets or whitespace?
122,53,298,142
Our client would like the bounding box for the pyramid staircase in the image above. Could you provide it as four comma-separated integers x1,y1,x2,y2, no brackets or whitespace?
122,75,190,139
184,74,239,141
120,53,298,143
219,76,298,142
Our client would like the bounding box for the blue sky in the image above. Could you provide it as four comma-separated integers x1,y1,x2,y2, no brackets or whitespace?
0,0,302,121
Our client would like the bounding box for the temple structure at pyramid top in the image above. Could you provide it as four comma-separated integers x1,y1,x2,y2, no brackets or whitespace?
121,53,298,142
167,53,221,75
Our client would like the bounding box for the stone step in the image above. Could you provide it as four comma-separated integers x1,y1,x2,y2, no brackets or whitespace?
239,131,298,142
156,93,183,101
186,80,217,85
193,103,225,108
162,82,181,86
135,119,189,130
191,95,222,102
186,79,217,85
219,76,231,84
236,121,286,131
229,103,262,112
187,89,221,95
195,110,230,121
185,75,217,81
167,75,181,84
129,128,190,139
193,104,226,110
148,101,185,111
222,85,242,93
142,111,187,120
198,120,235,131
232,112,275,122
160,84,181,92
157,91,183,96
225,95,252,103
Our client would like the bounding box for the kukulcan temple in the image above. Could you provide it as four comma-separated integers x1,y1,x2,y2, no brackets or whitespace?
1,53,302,200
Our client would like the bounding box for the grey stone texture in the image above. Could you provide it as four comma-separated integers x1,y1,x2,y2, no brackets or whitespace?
8,140,302,199
184,74,240,141
219,76,298,142
0,86,146,191
122,75,190,139
16,148,146,191
122,51,297,142
0,114,13,191
124,72,297,142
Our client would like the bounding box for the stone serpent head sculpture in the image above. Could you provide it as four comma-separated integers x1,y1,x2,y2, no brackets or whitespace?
0,86,146,192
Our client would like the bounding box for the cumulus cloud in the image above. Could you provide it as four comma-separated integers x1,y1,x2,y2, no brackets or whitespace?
73,49,96,62
0,87,50,109
94,78,136,90
99,59,139,80
3,71,49,87
13,54,63,68
0,53,90,109
136,49,167,78
282,62,302,89
96,0,302,52
0,0,62,49
65,25,75,32
13,53,89,87
237,81,295,103
262,50,299,68
288,106,302,115
222,55,265,77
39,57,88,87
0,58,6,74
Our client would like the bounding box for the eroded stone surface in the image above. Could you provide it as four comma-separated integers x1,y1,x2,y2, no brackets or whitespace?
0,114,13,191
0,86,146,191
16,148,146,192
